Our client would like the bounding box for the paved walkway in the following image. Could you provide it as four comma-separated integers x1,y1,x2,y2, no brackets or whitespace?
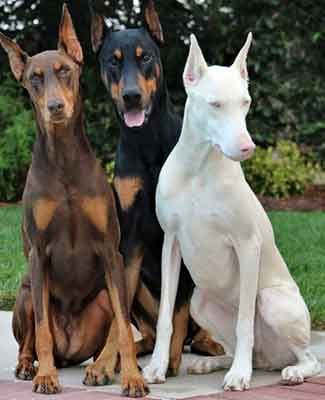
1,311,325,399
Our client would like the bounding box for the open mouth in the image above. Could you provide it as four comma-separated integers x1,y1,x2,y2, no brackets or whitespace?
122,104,152,128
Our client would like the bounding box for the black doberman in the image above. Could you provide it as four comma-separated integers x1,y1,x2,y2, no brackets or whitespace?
0,5,147,397
89,0,223,380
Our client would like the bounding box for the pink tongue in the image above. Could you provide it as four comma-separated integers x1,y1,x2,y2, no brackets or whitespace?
124,110,145,127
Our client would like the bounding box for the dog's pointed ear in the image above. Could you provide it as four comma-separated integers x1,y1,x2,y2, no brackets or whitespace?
232,32,252,80
0,32,29,81
143,0,164,46
183,34,207,88
89,1,107,53
58,4,83,64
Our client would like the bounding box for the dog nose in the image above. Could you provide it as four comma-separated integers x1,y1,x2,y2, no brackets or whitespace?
123,89,141,109
240,142,256,154
47,99,64,114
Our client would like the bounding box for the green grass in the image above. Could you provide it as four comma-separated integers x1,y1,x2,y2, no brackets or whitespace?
0,206,325,328
270,212,325,329
0,206,26,310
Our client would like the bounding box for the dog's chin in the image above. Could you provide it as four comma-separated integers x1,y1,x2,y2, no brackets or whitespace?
48,113,70,125
211,143,254,162
120,104,152,130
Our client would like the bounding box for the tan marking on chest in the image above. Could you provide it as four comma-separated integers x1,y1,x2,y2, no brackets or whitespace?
33,198,58,231
81,196,107,233
114,177,143,210
136,46,143,58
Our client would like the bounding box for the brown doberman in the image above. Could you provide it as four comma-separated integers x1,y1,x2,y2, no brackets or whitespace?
0,5,148,397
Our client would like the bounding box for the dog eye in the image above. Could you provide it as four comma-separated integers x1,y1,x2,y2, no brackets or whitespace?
142,54,152,64
211,101,222,109
58,67,70,79
30,74,43,87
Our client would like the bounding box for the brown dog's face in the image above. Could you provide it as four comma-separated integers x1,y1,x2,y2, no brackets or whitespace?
23,51,80,125
0,5,83,130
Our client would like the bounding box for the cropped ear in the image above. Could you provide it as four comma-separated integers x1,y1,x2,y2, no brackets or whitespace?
143,0,164,46
58,4,83,64
0,32,29,81
232,32,252,80
89,1,107,53
183,34,207,88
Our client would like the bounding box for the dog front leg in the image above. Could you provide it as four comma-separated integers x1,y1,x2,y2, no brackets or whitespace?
103,244,148,397
30,246,61,394
143,233,182,384
84,247,144,391
223,237,261,392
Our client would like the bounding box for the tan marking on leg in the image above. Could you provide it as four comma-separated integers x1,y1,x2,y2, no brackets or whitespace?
33,272,61,394
80,196,107,233
13,288,36,380
191,328,225,356
84,248,147,396
135,282,159,320
168,303,190,377
33,198,58,231
155,63,160,80
134,319,155,356
114,177,143,211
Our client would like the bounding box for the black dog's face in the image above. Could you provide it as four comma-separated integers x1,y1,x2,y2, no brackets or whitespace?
99,28,162,129
91,0,164,129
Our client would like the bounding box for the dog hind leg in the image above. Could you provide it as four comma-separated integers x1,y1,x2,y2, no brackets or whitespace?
188,288,234,375
256,286,321,384
281,346,321,384
12,278,36,381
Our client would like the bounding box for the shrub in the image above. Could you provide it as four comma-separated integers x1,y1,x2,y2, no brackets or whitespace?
0,78,35,201
105,160,115,183
243,140,318,198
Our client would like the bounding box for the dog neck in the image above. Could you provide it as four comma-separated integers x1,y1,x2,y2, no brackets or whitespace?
32,95,95,177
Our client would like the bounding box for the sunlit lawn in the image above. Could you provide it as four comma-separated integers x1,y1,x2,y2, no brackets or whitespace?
0,206,325,328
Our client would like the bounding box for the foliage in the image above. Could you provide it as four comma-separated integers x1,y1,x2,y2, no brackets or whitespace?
0,1,324,200
105,160,115,183
243,140,318,198
0,76,35,201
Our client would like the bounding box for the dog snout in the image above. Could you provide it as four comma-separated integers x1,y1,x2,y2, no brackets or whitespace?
122,88,141,109
47,99,65,114
239,136,256,156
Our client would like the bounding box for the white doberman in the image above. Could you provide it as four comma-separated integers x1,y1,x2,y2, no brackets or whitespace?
143,33,321,391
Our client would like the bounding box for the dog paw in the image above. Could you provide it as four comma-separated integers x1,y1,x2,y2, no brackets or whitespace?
143,361,167,384
121,373,149,397
281,366,304,385
83,362,114,386
32,373,61,394
15,360,36,381
188,357,220,375
223,367,251,391
166,366,179,377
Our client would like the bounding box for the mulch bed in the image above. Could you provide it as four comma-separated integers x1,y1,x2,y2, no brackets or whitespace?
259,185,325,211
2,186,325,212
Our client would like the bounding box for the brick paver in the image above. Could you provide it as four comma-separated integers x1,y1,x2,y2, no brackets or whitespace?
1,378,325,400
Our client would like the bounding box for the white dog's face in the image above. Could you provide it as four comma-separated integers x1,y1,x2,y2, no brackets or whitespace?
183,33,255,162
